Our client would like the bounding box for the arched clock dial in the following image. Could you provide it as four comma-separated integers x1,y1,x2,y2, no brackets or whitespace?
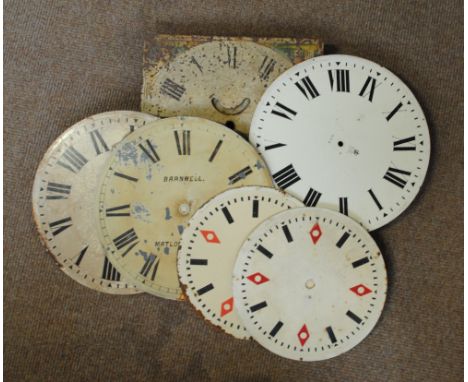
143,39,297,137
98,117,273,300
233,207,387,361
178,186,303,339
32,110,158,294
250,54,430,230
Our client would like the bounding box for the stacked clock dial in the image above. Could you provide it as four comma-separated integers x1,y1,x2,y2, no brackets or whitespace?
32,110,158,293
250,54,430,230
233,207,387,361
178,186,303,339
98,116,272,300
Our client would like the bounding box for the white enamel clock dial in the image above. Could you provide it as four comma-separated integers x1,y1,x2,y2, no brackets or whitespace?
144,40,292,136
98,117,272,300
32,110,158,294
178,186,303,338
233,207,387,361
250,54,430,230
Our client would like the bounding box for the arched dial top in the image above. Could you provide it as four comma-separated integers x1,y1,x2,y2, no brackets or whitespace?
98,117,273,300
250,54,430,230
32,110,158,294
178,186,303,339
143,40,292,136
233,207,387,361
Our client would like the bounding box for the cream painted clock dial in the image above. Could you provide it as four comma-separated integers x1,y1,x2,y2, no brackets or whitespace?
178,186,303,339
98,117,272,300
233,207,387,361
250,54,430,230
32,110,158,294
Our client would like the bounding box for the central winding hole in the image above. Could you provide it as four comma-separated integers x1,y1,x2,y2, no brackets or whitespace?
338,140,344,147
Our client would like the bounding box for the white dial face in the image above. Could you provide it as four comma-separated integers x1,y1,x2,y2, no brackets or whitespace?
144,41,292,136
233,207,387,361
178,186,303,339
250,54,430,230
32,111,157,293
98,117,273,300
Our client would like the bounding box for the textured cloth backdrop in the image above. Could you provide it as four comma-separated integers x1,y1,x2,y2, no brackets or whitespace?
4,1,463,381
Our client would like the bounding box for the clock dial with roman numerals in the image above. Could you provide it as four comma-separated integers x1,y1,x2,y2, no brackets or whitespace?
178,186,303,338
233,207,387,361
142,36,323,137
98,117,272,300
32,111,158,293
250,54,430,230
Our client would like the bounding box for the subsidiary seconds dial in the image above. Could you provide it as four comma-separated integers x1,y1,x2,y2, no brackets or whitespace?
250,54,430,230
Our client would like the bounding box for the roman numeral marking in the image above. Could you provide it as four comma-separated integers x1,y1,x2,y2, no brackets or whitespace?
46,182,71,200
252,199,259,218
113,172,138,182
336,232,350,248
113,228,139,256
228,166,253,184
359,76,377,102
197,283,214,295
295,76,320,99
174,130,190,155
57,146,88,173
74,245,88,266
259,56,276,80
208,140,223,162
346,310,363,324
352,257,370,268
269,321,284,337
328,69,350,92
393,136,416,151
303,187,322,207
272,164,301,189
282,225,293,242
140,254,159,280
383,167,411,188
326,326,337,343
386,102,403,121
271,102,297,120
250,301,267,312
190,258,208,266
49,217,72,236
339,197,348,215
160,78,185,101
265,143,286,150
102,256,121,281
226,45,237,68
138,139,160,163
221,207,234,224
106,204,131,217
368,189,383,210
257,245,273,259
190,56,203,72
89,130,109,155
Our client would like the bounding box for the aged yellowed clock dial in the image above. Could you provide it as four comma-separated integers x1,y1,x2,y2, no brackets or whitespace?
98,117,273,300
32,110,157,293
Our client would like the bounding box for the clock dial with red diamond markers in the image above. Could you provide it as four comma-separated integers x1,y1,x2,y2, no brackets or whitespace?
178,186,303,338
32,111,158,294
233,207,387,361
250,54,430,231
98,117,272,300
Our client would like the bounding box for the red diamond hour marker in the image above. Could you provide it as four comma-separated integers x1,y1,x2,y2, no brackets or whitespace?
220,297,234,317
309,223,322,244
200,230,220,243
350,284,372,296
297,324,310,346
246,272,270,285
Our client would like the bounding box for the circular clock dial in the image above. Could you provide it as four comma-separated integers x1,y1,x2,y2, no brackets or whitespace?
145,41,292,136
178,186,303,338
233,207,387,361
250,54,430,230
98,117,273,300
32,110,158,294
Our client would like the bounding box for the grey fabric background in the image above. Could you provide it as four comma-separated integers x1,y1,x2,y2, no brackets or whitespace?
4,1,463,381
